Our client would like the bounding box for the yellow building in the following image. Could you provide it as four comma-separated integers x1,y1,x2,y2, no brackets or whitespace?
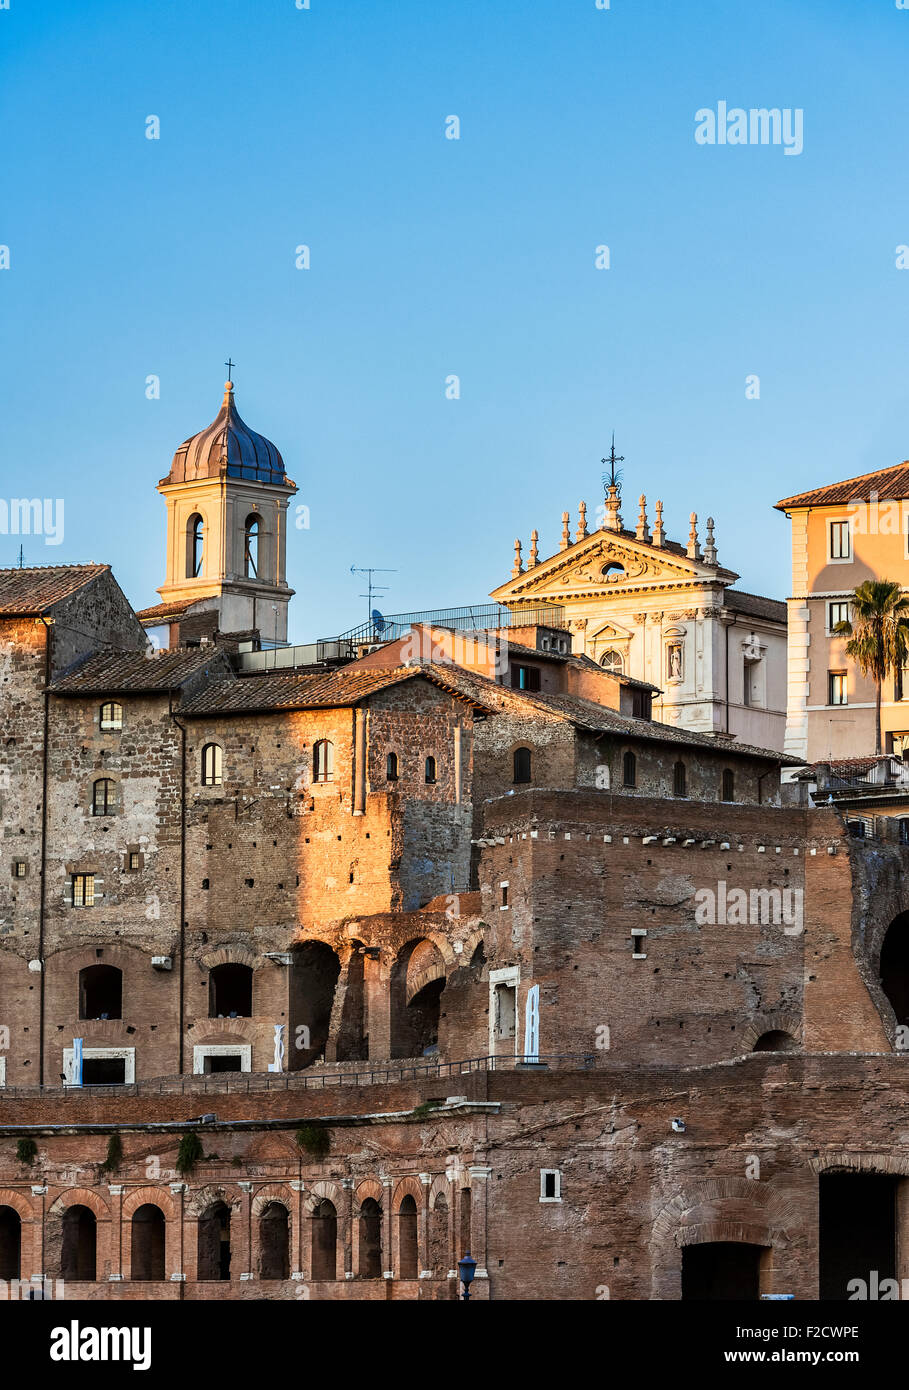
776,462,909,763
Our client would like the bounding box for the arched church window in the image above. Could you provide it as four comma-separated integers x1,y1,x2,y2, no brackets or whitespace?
244,514,259,578
623,750,636,787
600,649,623,673
313,740,334,783
673,761,687,797
188,514,204,579
201,743,223,787
722,769,735,802
386,752,398,781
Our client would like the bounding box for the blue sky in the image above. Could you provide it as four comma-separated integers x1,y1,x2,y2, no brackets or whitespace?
2,0,909,640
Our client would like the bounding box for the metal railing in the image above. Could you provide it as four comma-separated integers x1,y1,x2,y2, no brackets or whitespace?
334,603,567,648
0,1053,597,1100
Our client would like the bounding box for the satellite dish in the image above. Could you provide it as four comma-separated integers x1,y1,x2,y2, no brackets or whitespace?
372,609,387,635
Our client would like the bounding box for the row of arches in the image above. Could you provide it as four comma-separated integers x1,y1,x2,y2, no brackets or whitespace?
0,1178,472,1283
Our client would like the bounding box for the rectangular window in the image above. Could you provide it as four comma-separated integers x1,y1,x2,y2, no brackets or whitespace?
829,671,847,706
829,520,851,560
128,851,140,871
631,690,651,719
72,873,95,908
829,601,850,632
500,882,509,909
900,819,909,846
12,861,26,878
540,1169,562,1202
511,665,541,692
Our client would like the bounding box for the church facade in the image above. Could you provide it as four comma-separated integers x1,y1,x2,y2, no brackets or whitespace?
0,389,907,1302
490,482,788,751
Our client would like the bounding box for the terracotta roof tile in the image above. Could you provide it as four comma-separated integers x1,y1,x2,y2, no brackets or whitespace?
135,597,212,622
775,462,909,510
0,564,109,616
177,664,497,716
50,648,227,694
723,589,787,623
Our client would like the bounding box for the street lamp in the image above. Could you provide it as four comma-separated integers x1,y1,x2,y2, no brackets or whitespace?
458,1251,477,1301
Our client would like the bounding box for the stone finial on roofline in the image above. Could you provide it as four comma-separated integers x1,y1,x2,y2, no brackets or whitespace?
576,501,588,543
652,499,666,547
687,512,701,560
603,483,623,533
512,538,523,578
529,530,539,568
560,511,571,551
703,516,717,565
636,494,650,542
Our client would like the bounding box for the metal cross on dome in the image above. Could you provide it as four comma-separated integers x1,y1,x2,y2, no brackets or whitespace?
225,358,235,382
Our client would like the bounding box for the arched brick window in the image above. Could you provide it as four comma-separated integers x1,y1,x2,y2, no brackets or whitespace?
722,768,735,802
311,1200,337,1280
673,760,687,797
131,1204,165,1281
359,1198,382,1278
623,750,636,787
386,751,398,781
313,740,334,784
513,747,532,784
398,1195,418,1279
201,743,223,787
259,1202,289,1280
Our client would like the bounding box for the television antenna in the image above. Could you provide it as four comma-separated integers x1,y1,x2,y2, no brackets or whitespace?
350,566,397,625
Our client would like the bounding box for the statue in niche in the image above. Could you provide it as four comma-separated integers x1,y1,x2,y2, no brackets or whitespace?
667,643,683,682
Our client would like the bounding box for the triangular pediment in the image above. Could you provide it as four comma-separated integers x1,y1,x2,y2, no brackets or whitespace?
490,528,737,604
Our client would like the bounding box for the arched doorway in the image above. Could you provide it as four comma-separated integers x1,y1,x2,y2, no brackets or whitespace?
681,1242,765,1299
311,1200,337,1280
391,939,446,1058
61,1205,97,1281
197,1201,231,1281
819,1172,898,1300
289,942,341,1069
259,1202,290,1280
398,1195,418,1279
880,911,909,1025
0,1207,21,1279
131,1204,165,1281
358,1198,382,1278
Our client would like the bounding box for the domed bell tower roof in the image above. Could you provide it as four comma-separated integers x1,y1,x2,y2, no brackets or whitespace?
165,381,288,486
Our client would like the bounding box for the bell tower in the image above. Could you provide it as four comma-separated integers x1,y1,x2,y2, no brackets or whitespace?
156,378,297,643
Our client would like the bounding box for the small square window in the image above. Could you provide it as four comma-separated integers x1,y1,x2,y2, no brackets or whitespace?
540,1169,562,1202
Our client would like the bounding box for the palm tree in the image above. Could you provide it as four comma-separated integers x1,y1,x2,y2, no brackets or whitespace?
834,579,909,755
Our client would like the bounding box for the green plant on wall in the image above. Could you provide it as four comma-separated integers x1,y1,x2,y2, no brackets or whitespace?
295,1124,330,1159
100,1132,123,1174
176,1131,205,1174
16,1139,37,1166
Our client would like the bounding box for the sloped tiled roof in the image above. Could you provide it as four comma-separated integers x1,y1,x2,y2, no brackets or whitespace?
515,688,796,763
177,664,497,716
723,589,787,624
135,596,213,623
0,564,108,615
50,648,226,694
775,462,909,510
